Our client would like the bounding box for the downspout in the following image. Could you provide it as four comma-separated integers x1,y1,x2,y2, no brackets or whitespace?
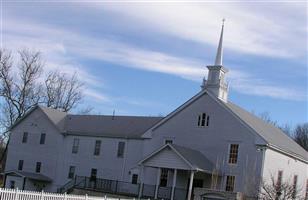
258,146,267,197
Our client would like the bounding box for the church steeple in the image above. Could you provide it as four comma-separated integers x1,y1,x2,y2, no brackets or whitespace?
202,19,229,102
215,19,224,66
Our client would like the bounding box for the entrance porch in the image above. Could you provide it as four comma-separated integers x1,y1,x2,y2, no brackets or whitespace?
3,170,52,191
138,144,222,200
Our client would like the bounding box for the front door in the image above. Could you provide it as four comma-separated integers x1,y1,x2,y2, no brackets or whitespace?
186,179,204,199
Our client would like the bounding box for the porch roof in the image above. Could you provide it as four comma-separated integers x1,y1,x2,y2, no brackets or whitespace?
4,170,52,182
139,144,215,173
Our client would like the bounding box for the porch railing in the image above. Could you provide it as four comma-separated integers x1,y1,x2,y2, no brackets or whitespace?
58,176,188,200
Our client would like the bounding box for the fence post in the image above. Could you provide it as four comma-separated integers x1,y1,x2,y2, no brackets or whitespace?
85,194,88,200
104,195,107,200
14,188,19,200
64,192,67,200
40,190,44,200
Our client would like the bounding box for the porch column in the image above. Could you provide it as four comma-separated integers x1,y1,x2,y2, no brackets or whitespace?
3,174,7,188
187,171,194,200
138,165,144,198
170,169,177,200
154,168,161,199
22,177,26,190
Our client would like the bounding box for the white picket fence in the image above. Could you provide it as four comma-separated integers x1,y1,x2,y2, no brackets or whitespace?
0,188,141,200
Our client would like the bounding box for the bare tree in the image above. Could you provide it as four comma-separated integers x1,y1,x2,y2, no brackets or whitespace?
259,112,278,127
293,123,308,151
44,70,83,112
0,48,85,166
259,174,304,200
0,49,43,137
0,49,84,133
258,112,292,136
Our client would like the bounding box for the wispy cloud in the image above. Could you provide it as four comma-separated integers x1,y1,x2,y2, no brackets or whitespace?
2,15,306,102
83,89,110,102
85,2,306,59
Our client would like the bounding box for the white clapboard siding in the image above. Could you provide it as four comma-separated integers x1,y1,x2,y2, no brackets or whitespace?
0,188,144,200
143,147,191,170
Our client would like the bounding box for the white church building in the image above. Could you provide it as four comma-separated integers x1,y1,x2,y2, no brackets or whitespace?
4,23,308,200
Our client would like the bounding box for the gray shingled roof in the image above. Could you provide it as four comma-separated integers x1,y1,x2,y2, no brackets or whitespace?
171,144,215,172
5,170,52,182
39,106,67,131
64,115,163,139
224,101,308,161
37,106,163,139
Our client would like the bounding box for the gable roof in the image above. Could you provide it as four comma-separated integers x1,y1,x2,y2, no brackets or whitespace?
224,102,308,161
38,106,67,132
9,105,67,132
64,115,163,139
139,144,215,172
171,144,215,172
10,105,163,139
4,170,52,182
143,89,308,162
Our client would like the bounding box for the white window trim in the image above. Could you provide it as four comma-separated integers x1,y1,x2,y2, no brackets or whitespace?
197,113,210,128
227,143,240,166
225,175,236,192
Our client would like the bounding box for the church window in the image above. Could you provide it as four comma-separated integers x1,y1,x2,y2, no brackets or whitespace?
68,166,75,179
292,175,298,199
131,174,138,184
276,170,283,191
228,144,239,164
198,113,209,127
117,142,125,158
72,138,79,154
225,175,235,191
165,140,173,144
94,140,101,156
18,160,23,171
22,132,28,143
36,162,41,173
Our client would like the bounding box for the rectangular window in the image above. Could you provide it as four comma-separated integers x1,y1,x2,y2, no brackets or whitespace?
160,168,168,187
206,116,210,126
22,132,28,143
90,168,97,180
132,174,138,184
276,170,283,191
117,142,125,158
36,162,41,173
94,140,101,156
292,175,298,199
40,133,46,144
228,144,239,164
18,160,23,171
68,166,76,179
72,138,79,154
165,140,173,144
225,175,235,191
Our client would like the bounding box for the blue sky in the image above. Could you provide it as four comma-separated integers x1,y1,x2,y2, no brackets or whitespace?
2,1,307,127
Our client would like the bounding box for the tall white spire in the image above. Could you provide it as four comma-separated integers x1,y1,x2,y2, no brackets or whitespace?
214,19,225,66
202,19,229,102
